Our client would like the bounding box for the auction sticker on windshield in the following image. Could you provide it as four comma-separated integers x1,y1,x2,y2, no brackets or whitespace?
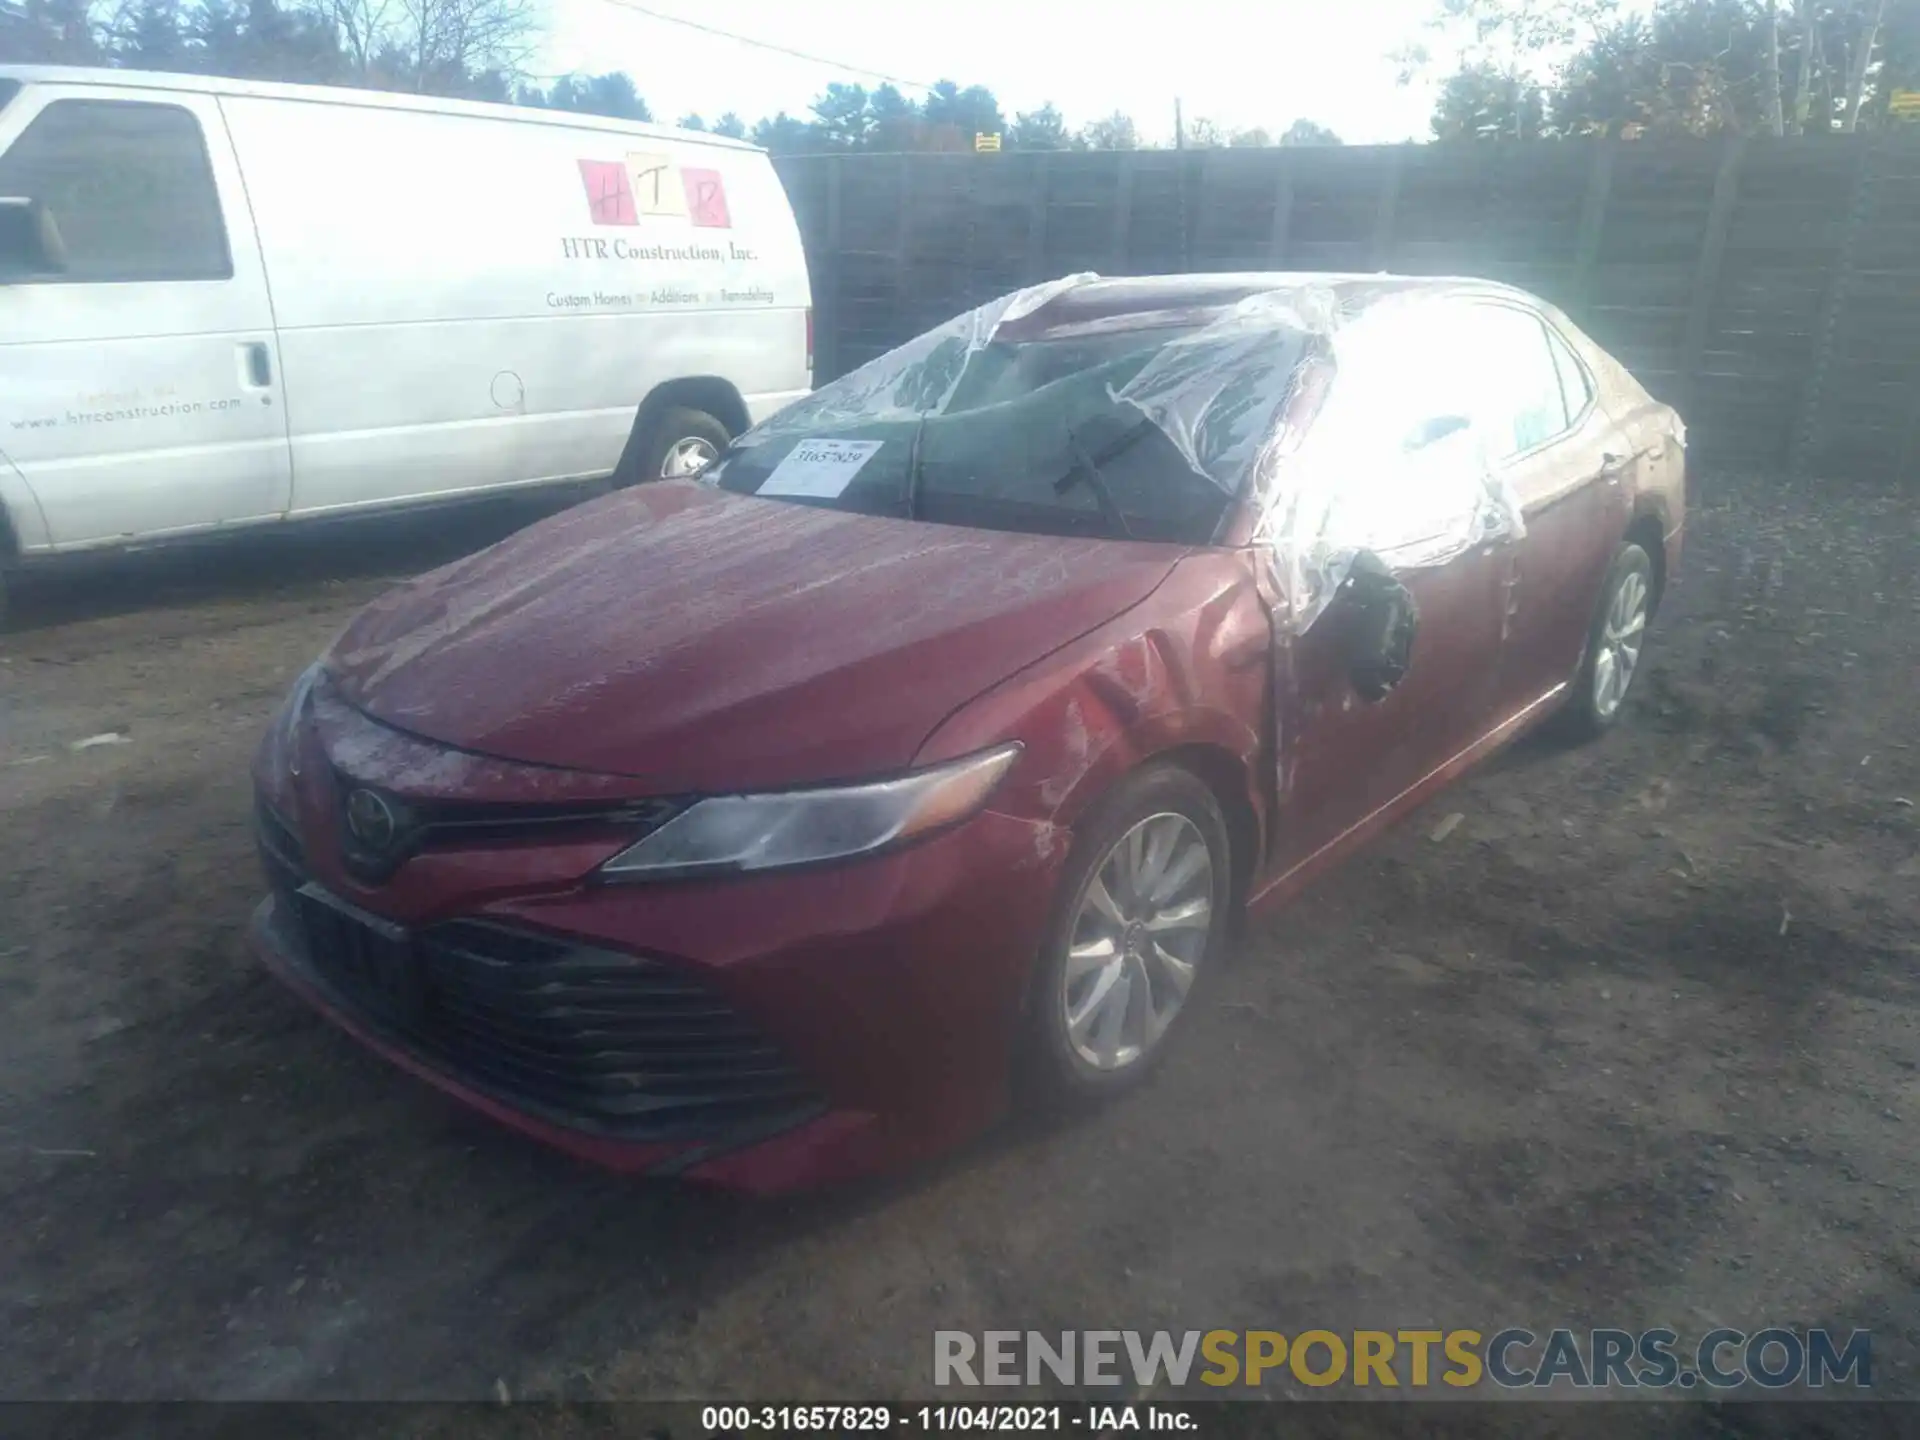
757,439,886,499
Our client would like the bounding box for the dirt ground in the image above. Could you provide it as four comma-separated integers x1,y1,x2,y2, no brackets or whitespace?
2,472,1917,1425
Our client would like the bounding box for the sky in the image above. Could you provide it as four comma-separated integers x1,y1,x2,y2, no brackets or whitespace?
539,0,1447,145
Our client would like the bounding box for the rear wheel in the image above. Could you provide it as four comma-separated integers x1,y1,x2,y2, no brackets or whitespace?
1023,764,1233,1103
1560,540,1654,740
618,405,729,486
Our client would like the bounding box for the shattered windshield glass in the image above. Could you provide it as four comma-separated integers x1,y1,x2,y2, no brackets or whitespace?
711,284,1319,546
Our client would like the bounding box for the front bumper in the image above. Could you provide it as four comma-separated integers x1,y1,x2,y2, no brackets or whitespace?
249,801,1065,1193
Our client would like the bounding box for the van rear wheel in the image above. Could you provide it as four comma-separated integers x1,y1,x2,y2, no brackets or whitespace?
619,405,730,486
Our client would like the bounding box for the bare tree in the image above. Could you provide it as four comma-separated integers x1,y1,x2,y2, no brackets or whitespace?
390,0,538,92
1762,0,1786,135
328,0,393,79
1791,0,1817,132
1840,0,1886,132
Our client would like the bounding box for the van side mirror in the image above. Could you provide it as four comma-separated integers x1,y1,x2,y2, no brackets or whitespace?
1337,549,1419,702
0,197,69,280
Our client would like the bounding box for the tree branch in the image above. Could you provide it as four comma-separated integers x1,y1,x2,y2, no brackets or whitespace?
1841,0,1886,133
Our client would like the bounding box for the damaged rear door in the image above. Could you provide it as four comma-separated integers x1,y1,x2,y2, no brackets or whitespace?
1458,299,1635,721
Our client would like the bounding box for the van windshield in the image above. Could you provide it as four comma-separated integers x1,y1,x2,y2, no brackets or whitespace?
712,319,1313,546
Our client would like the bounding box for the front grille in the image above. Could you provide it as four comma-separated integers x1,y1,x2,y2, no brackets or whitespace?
254,808,822,1143
413,922,819,1134
329,772,685,885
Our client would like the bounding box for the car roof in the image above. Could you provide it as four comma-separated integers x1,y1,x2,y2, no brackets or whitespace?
0,64,764,153
1002,271,1543,341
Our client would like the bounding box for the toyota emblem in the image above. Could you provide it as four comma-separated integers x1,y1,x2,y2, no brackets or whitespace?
344,788,398,852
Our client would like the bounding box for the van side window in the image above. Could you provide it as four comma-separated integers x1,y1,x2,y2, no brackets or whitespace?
0,100,232,282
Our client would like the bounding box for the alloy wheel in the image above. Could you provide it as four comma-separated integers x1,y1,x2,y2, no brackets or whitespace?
1593,566,1649,720
1061,812,1214,1072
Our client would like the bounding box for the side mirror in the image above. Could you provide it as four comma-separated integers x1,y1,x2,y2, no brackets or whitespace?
0,197,69,280
1338,549,1419,702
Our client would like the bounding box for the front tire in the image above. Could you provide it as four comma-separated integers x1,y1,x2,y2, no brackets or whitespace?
618,405,730,486
1560,540,1654,741
1023,764,1234,1104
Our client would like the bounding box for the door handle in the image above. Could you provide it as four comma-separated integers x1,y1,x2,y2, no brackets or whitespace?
1599,451,1632,483
243,341,272,388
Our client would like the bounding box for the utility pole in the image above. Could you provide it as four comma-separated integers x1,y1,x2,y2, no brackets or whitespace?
1174,97,1185,150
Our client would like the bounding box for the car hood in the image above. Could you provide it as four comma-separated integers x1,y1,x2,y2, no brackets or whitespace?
325,482,1183,791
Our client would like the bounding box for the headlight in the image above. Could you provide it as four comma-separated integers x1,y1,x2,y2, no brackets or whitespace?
259,661,323,784
599,743,1022,880
285,662,323,727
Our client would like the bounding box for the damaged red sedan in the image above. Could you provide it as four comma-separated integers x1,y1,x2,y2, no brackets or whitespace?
249,273,1686,1191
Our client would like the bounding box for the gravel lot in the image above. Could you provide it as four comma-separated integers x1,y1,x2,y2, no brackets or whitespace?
2,473,1916,1427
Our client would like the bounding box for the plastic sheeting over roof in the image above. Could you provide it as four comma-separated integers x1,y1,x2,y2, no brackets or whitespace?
736,273,1528,635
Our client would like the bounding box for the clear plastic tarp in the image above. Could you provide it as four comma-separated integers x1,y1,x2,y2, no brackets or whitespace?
735,275,1100,439
728,274,1526,636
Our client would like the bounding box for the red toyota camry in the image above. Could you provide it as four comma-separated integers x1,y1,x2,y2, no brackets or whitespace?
250,273,1686,1192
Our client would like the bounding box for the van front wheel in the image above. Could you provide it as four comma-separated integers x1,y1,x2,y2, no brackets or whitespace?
619,406,730,486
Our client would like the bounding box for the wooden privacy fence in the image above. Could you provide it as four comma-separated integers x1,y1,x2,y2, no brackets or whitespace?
774,135,1920,482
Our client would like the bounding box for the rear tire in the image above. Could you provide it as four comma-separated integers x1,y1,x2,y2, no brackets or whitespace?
1559,540,1654,742
1022,764,1233,1105
617,405,730,486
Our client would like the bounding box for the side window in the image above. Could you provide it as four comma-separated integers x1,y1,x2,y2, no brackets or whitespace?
1288,308,1498,557
1456,304,1571,459
0,99,231,282
1545,326,1594,426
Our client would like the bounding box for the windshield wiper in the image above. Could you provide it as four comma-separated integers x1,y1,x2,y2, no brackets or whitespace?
903,412,930,520
1057,423,1139,540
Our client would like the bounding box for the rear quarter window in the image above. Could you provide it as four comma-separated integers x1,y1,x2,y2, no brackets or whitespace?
1545,326,1594,423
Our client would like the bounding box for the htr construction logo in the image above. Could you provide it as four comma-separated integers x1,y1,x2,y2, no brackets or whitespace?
578,154,731,229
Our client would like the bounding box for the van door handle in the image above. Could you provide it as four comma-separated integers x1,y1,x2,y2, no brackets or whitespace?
1599,451,1632,483
243,342,272,388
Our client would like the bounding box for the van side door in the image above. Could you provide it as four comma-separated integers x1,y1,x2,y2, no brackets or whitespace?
0,85,290,551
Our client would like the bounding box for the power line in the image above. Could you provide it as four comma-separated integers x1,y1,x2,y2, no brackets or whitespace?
590,0,938,93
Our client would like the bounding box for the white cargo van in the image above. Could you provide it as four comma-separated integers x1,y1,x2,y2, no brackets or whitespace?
0,66,813,620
